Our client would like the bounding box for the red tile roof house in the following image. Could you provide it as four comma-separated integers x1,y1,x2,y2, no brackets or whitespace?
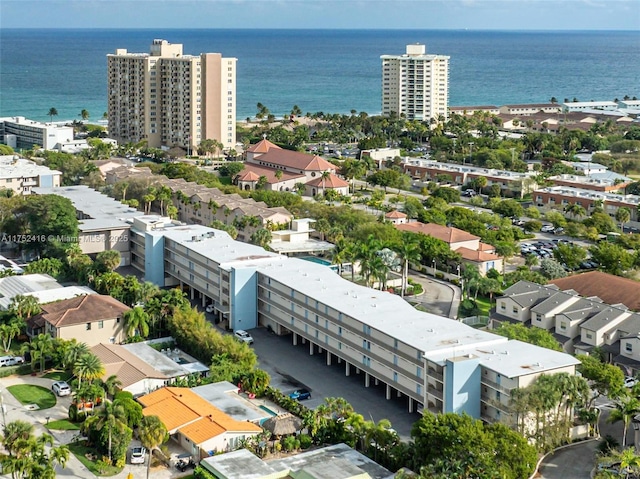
396,222,503,276
26,295,130,346
243,139,349,196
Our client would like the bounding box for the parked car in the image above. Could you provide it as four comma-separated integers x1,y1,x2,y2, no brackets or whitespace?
289,388,312,401
130,446,146,464
624,376,638,388
0,356,24,367
234,330,254,344
463,189,476,197
205,303,215,313
553,227,565,235
541,225,555,233
52,381,71,396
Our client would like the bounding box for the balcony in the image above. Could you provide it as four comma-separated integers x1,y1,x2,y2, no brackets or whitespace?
482,378,512,395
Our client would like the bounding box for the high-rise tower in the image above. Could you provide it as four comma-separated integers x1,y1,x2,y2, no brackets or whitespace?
381,44,449,122
107,39,237,152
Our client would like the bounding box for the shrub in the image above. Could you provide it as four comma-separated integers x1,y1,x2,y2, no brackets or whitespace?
299,434,312,449
282,436,297,452
194,465,217,479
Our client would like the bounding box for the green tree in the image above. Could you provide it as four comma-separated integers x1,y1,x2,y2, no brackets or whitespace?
73,352,104,388
80,109,89,121
494,323,561,351
94,250,121,273
0,319,22,353
62,339,90,371
0,421,70,479
47,107,58,123
23,333,54,373
123,306,150,339
139,415,168,479
608,396,640,448
616,207,631,231
250,228,272,249
492,199,524,219
553,243,588,270
85,400,127,464
589,241,634,275
540,258,567,279
9,295,41,322
578,354,625,407
395,237,421,297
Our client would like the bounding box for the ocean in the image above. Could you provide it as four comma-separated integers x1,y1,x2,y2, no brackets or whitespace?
0,29,638,123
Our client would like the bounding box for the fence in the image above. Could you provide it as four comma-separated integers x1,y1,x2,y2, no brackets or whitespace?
460,316,489,327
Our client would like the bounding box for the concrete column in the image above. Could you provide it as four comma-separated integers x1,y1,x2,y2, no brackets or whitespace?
293,333,297,346
190,288,194,300
365,373,370,388
337,357,342,364
408,398,414,413
345,362,351,376
355,368,360,375
309,342,314,355
397,390,402,398
386,384,391,400
326,351,331,366
201,296,206,306
374,378,379,386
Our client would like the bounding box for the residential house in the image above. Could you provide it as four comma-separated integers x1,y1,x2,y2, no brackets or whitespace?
396,222,503,275
385,210,408,225
26,295,129,346
138,387,262,459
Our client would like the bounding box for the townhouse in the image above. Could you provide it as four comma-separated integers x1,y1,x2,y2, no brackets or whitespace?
494,277,640,375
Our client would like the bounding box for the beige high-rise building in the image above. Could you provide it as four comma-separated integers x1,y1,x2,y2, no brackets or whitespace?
107,39,237,152
381,44,449,122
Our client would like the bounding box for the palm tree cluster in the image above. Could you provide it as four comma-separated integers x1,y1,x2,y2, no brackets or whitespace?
0,420,70,479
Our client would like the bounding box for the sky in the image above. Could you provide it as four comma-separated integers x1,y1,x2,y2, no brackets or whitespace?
1,0,639,30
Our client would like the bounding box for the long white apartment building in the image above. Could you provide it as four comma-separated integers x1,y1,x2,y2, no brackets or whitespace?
381,44,449,122
107,39,237,152
130,219,579,426
0,117,74,151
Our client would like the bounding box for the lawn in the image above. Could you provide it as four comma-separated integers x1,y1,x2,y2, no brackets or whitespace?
47,419,81,430
475,297,492,316
7,384,56,410
68,441,122,476
43,370,72,381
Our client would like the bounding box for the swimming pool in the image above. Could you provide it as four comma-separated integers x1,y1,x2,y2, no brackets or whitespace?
259,405,278,416
299,256,331,266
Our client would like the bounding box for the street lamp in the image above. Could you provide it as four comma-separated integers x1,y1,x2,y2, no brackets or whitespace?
432,259,437,277
456,264,461,278
468,142,474,165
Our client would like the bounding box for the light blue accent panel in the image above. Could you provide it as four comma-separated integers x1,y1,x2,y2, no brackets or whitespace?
230,267,257,331
144,233,165,285
39,175,53,187
444,357,482,418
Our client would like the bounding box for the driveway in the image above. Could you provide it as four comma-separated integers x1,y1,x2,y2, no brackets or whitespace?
0,374,193,479
537,440,599,479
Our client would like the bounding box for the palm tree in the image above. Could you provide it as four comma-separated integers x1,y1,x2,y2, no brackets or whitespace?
85,400,127,464
123,306,150,338
616,207,631,232
62,339,90,371
79,109,89,121
9,295,41,321
607,396,640,447
0,320,22,353
395,239,421,297
139,415,168,479
320,170,331,197
564,203,586,220
1,420,34,455
101,375,122,399
73,353,104,388
47,107,58,123
23,333,54,373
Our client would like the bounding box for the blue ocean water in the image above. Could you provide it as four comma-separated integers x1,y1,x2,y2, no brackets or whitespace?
0,29,638,123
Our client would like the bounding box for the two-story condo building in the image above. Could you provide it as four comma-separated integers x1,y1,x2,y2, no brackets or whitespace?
0,156,61,195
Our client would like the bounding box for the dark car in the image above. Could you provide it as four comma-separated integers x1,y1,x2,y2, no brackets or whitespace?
289,388,311,401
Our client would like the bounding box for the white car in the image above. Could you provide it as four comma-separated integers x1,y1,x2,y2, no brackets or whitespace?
130,446,146,464
624,376,638,388
234,330,254,344
52,381,71,396
205,304,215,313
541,225,555,233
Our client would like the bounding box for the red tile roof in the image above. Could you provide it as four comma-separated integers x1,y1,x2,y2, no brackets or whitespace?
385,210,407,219
246,138,281,154
236,164,305,183
305,173,349,188
253,149,335,172
549,271,640,311
396,222,479,244
455,246,501,262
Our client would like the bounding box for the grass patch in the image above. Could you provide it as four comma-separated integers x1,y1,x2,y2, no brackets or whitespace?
43,370,72,381
47,419,81,430
474,297,492,316
218,176,232,185
68,441,122,476
7,384,56,410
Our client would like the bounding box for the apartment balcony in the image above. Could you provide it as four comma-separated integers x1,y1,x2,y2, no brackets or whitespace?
427,385,443,400
482,378,512,395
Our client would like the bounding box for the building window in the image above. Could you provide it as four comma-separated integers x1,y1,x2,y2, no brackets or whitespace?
98,321,104,329
416,384,422,395
338,327,342,336
86,323,91,330
363,325,371,335
417,367,422,378
394,355,398,366
500,302,506,310
535,313,542,321
560,321,567,330
393,372,398,382
626,343,633,353
512,306,518,314
363,340,371,350
586,332,593,340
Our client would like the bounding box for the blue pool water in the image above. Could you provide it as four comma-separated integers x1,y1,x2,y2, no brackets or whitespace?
299,256,331,266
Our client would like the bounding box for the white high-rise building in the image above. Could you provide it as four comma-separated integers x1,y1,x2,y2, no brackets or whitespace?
381,44,449,122
107,39,237,152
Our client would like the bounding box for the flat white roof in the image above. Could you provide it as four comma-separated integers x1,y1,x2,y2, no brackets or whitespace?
424,340,580,378
257,257,507,356
535,185,640,205
0,157,61,180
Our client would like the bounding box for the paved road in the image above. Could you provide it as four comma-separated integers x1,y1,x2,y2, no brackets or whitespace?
538,440,600,479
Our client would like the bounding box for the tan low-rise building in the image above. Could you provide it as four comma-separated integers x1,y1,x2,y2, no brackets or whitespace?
27,294,129,346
